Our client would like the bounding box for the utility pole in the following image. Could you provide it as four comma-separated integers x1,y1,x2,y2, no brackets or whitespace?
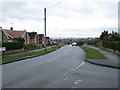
44,8,47,52
43,2,61,52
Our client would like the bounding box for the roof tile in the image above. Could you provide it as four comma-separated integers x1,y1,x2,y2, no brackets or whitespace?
4,29,26,38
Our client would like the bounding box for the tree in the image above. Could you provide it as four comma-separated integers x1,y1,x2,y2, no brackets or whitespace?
93,38,100,46
100,30,109,41
100,30,120,51
111,33,120,41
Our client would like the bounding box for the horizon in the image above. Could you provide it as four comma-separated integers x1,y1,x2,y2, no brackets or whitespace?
1,26,119,39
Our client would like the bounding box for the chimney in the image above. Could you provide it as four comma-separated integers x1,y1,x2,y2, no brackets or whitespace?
10,27,13,30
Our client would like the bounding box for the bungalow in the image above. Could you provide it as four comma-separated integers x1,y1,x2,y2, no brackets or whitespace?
38,34,44,44
28,32,39,45
0,27,8,42
2,27,30,44
46,37,52,46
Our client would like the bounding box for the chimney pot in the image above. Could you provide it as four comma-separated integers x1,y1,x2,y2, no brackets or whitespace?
10,27,13,30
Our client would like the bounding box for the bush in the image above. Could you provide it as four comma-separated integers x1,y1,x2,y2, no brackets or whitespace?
42,44,45,48
16,37,25,44
24,44,38,49
77,41,84,46
2,41,23,50
103,41,120,51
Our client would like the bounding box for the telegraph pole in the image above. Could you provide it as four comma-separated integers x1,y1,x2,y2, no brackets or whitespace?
44,8,47,52
43,2,62,52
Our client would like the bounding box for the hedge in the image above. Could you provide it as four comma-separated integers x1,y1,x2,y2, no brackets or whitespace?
2,41,23,50
77,41,84,45
23,44,38,49
103,41,120,51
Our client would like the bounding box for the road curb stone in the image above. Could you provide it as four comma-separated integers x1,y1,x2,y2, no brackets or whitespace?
85,59,120,69
2,46,62,65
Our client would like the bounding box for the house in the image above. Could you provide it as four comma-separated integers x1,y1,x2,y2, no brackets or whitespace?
28,32,39,45
0,27,9,42
38,34,44,44
46,37,52,46
2,27,30,44
42,36,52,46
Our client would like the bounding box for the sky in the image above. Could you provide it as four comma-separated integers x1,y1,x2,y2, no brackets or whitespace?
0,0,119,38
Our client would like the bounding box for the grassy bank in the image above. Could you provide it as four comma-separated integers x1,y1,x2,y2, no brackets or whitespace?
80,46,107,59
2,45,62,64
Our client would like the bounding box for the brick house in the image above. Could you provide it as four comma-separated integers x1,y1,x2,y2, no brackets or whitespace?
28,32,39,45
38,34,44,44
0,27,9,42
46,37,52,46
2,27,30,44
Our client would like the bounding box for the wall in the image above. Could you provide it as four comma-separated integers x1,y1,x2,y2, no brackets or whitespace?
23,33,30,44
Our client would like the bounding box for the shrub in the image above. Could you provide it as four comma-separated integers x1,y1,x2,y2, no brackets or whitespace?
24,44,38,49
103,41,120,51
16,37,25,45
77,41,84,45
2,41,23,50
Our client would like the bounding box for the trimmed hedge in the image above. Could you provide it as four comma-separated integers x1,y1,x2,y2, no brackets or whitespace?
2,41,23,50
103,41,120,51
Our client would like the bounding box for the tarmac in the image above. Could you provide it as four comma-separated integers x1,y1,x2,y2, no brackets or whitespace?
85,46,120,69
3,45,120,69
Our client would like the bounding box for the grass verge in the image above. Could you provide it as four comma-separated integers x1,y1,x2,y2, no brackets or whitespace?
80,46,107,59
2,45,62,64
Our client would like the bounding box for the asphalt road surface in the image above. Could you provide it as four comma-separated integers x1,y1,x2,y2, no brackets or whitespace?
2,46,118,88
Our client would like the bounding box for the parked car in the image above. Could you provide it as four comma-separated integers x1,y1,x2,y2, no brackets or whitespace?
72,42,77,46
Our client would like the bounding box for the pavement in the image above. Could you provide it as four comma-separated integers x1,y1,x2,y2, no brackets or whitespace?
4,45,56,56
85,46,120,69
2,46,118,88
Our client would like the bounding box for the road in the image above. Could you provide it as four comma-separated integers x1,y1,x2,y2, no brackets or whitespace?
2,46,118,88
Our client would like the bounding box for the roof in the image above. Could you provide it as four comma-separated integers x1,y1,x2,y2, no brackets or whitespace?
28,32,37,39
39,34,44,39
39,34,44,37
3,29,26,38
0,28,9,39
46,37,49,39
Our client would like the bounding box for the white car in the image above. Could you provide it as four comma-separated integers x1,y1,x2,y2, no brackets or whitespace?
72,42,77,46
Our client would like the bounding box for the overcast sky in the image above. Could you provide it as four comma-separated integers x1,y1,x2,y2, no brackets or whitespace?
0,0,119,38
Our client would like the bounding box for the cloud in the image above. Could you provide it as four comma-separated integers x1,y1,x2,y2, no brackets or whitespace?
0,0,118,38
1,2,44,22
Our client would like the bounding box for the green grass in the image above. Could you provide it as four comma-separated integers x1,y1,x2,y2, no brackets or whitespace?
80,46,107,59
2,45,62,63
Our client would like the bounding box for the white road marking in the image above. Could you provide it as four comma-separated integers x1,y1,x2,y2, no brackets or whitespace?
72,87,78,88
76,67,79,69
71,72,73,74
63,62,85,81
73,69,76,72
63,77,68,80
74,80,82,84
